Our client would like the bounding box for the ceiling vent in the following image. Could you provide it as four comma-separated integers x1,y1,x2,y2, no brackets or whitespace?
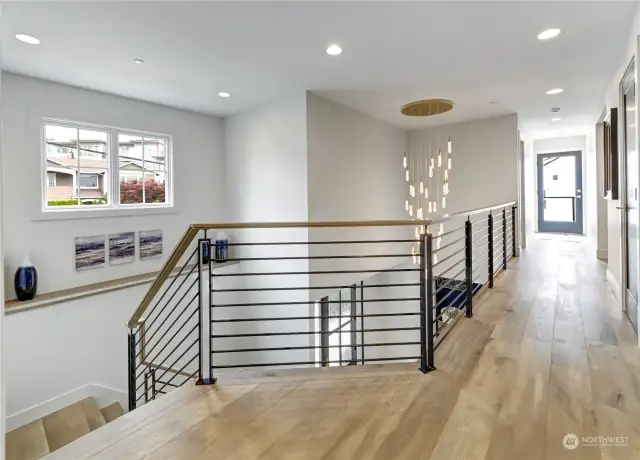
401,99,454,117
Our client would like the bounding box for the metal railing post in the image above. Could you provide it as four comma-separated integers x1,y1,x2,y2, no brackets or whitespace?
465,219,473,317
196,239,204,384
512,205,517,257
151,369,157,400
421,230,435,372
127,331,137,412
419,231,427,372
488,213,494,288
502,208,507,270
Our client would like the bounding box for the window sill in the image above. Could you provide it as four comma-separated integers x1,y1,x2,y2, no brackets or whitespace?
32,205,177,221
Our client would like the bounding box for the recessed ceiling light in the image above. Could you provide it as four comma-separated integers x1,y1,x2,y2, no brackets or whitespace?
546,88,564,95
537,28,561,40
218,92,231,98
326,44,342,56
552,117,562,122
133,59,144,65
15,34,40,45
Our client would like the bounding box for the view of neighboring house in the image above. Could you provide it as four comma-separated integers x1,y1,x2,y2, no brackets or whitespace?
45,137,166,204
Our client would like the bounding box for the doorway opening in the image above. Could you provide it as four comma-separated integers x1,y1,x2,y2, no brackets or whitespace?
536,150,584,234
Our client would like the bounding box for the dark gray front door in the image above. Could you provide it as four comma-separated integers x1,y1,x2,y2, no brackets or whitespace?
537,151,583,234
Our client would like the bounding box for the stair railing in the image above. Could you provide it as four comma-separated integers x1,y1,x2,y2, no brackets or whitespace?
126,203,517,411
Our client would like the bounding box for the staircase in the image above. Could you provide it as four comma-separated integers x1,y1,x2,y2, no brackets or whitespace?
6,398,124,460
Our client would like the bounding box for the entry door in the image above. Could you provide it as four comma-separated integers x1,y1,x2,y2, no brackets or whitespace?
621,58,638,333
537,151,583,234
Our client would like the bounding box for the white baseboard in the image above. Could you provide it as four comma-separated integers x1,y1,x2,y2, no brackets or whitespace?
606,268,621,300
597,249,608,261
6,383,128,432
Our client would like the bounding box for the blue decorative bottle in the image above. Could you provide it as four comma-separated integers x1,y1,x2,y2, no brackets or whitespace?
15,258,38,301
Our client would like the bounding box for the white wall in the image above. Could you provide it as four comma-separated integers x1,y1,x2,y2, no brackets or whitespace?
306,93,409,296
1,73,226,298
223,94,311,366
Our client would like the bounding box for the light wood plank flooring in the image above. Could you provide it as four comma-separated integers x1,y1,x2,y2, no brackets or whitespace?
45,235,640,459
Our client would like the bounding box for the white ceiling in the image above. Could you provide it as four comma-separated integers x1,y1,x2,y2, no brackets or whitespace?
1,2,636,134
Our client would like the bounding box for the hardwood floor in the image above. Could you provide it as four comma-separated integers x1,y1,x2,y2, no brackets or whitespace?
45,235,640,459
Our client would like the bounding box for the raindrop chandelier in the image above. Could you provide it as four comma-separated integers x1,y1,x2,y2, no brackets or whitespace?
405,136,453,264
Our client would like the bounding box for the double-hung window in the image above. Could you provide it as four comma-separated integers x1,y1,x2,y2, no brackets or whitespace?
43,120,172,212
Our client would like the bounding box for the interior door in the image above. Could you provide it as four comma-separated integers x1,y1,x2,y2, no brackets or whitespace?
621,58,638,333
537,151,583,234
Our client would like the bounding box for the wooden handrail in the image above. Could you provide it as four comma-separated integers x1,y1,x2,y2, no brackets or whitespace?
127,203,517,328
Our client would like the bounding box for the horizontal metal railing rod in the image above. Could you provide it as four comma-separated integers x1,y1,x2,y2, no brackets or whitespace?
434,268,466,295
434,309,465,344
433,303,462,324
138,249,198,326
472,234,489,246
139,340,199,396
152,359,199,399
432,238,465,255
472,241,489,255
428,201,516,225
155,380,180,388
225,253,414,262
213,268,421,278
137,319,199,374
439,289,466,313
223,239,418,247
211,312,420,323
473,248,489,263
212,327,420,339
433,258,465,280
211,356,421,369
213,283,420,293
135,289,199,357
434,281,466,310
212,297,420,308
472,225,489,236
211,341,421,354
437,225,466,238
432,247,465,267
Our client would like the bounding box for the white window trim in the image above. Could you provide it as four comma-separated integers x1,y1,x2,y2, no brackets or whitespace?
40,118,174,219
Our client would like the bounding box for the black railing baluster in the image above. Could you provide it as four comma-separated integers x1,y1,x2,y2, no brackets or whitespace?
502,208,507,270
151,369,157,400
419,230,427,372
425,231,435,371
127,331,136,412
512,205,517,257
488,213,494,288
196,240,204,384
465,219,473,317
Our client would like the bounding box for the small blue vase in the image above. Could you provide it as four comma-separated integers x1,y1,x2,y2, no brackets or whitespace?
15,259,38,301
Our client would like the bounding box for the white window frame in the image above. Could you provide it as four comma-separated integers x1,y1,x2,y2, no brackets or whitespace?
40,118,174,218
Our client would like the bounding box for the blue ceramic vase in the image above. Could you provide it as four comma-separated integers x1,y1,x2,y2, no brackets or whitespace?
15,258,38,301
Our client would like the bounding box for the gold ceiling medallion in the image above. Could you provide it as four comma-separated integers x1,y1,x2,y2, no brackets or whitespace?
401,99,454,117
